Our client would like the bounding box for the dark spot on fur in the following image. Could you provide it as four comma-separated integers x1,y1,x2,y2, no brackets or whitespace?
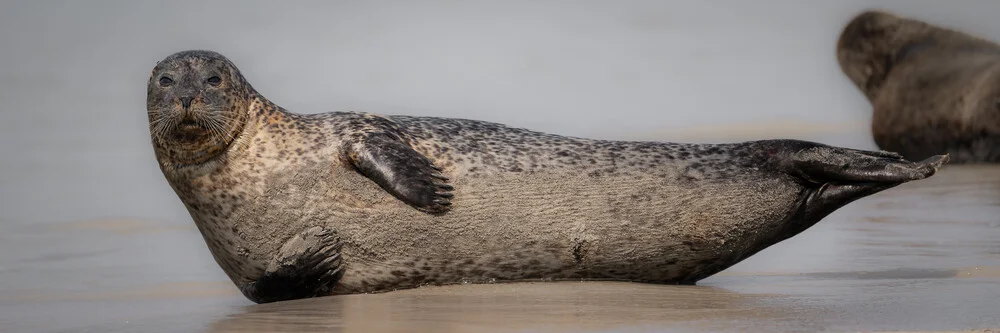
572,242,585,265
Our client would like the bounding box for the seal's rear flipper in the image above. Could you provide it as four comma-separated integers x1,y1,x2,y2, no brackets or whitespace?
765,143,948,239
790,146,948,185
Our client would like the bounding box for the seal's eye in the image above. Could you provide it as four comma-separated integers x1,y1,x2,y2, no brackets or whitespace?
159,76,173,87
206,76,222,86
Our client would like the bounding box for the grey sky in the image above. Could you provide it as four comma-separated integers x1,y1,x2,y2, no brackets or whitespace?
1,0,998,225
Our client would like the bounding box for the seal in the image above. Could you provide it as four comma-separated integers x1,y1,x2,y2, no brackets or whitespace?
147,50,948,304
836,10,1000,163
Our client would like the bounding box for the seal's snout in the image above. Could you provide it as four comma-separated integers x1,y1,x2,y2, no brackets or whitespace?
180,96,194,109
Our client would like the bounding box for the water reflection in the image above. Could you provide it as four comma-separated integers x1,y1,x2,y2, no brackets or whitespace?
205,283,776,333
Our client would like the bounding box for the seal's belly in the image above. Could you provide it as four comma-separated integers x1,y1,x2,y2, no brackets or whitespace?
327,170,803,294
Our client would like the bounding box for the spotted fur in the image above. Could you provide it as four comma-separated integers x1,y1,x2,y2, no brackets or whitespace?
148,50,946,303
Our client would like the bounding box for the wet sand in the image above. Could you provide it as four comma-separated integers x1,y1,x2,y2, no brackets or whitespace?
2,165,999,333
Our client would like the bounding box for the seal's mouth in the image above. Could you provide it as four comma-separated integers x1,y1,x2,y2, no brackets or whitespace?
178,118,202,131
171,117,208,142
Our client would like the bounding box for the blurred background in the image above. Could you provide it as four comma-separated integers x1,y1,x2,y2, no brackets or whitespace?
2,1,999,332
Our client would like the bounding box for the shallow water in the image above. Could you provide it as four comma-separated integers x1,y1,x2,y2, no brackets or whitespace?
2,165,999,333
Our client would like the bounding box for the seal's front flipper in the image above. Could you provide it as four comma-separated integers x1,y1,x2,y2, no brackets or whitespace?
240,226,345,304
345,133,454,215
789,145,948,185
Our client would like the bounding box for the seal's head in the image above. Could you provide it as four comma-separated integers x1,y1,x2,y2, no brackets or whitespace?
147,50,254,166
836,10,996,101
836,10,925,101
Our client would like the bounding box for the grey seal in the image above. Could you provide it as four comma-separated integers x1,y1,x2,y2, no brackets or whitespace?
837,10,1000,163
147,50,947,303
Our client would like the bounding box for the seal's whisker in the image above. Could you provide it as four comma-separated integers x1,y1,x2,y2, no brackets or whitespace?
155,122,170,139
148,115,174,125
149,118,168,136
203,116,237,142
206,121,227,141
207,116,237,125
204,110,236,118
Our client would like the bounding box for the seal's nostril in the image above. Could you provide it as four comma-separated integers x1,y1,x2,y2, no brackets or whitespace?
180,97,194,108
